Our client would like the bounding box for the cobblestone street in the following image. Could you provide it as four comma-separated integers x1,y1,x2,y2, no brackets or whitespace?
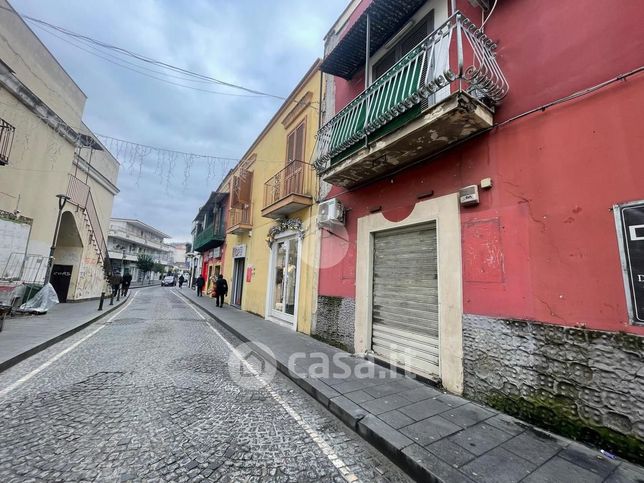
0,288,411,482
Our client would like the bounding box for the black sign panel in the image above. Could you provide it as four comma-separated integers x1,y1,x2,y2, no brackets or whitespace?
619,202,644,323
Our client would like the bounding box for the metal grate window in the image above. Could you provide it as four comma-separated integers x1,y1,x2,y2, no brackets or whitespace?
0,118,16,166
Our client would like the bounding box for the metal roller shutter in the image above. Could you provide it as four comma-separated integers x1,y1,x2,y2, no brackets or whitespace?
371,223,439,378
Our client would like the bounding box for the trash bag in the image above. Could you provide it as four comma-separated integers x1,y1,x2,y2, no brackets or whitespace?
19,283,59,314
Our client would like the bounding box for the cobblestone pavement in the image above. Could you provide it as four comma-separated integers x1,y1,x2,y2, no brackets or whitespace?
0,288,412,482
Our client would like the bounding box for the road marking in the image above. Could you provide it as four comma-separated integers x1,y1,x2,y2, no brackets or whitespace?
171,290,360,483
0,291,139,398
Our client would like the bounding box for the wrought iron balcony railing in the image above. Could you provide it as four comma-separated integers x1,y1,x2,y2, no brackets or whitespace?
314,12,508,172
228,206,251,227
0,118,15,166
263,160,314,210
193,221,225,252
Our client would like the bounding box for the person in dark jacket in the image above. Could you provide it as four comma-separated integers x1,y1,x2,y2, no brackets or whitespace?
178,274,185,289
195,275,205,297
109,272,122,297
121,271,132,296
215,274,228,307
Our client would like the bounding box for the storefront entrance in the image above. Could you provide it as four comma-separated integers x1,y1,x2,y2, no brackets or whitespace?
268,234,300,328
371,223,439,379
231,257,245,307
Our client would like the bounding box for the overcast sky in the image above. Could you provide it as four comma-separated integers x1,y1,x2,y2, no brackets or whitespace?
11,0,345,241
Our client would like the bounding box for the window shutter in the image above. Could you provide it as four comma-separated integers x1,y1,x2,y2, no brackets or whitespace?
295,123,305,162
239,170,253,205
287,130,296,163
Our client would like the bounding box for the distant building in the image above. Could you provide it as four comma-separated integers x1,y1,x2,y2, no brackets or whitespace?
166,242,189,272
0,0,118,302
107,218,172,282
192,191,229,295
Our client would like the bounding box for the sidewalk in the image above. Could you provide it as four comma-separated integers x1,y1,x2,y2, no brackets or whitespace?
178,288,644,483
0,292,127,373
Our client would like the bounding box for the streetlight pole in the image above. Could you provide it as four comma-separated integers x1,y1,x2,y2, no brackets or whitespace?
44,194,71,285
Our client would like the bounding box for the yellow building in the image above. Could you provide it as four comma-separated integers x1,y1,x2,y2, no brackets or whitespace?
223,60,321,334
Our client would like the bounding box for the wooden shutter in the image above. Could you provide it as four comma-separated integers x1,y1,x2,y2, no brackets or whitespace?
231,170,253,208
238,170,252,205
294,122,305,162
286,120,306,163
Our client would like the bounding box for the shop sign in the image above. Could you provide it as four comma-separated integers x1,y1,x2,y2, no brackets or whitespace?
616,201,644,324
212,246,221,258
232,244,246,259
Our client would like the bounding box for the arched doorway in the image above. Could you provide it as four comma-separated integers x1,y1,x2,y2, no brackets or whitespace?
51,211,83,302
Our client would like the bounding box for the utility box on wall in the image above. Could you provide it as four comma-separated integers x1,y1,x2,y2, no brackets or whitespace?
459,185,480,206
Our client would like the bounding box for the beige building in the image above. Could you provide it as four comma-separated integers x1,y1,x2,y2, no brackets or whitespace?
0,0,119,302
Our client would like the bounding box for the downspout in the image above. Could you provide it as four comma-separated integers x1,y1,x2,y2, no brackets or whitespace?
450,0,456,15
364,12,371,149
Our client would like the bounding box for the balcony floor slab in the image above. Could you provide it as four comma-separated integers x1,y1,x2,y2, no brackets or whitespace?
261,194,313,219
322,92,493,188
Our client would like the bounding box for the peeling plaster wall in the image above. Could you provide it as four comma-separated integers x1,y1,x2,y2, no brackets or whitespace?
314,296,355,352
463,315,643,463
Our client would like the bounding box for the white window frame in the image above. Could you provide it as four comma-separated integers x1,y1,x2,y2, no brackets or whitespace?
265,230,302,331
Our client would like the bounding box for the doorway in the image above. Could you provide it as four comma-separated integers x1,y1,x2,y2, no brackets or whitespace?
51,264,73,303
371,223,439,379
231,258,245,307
269,235,300,327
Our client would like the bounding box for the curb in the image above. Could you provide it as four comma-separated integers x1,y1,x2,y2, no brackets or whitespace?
175,291,437,482
0,295,129,374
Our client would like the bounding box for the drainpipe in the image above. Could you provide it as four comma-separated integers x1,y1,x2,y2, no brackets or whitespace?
451,0,456,15
364,12,371,89
364,12,371,149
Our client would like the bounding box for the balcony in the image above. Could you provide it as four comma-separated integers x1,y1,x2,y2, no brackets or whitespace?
227,206,252,235
193,221,225,252
261,160,314,219
314,12,508,188
0,118,15,166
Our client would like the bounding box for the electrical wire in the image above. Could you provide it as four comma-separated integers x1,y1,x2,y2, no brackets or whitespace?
30,23,266,98
0,4,319,106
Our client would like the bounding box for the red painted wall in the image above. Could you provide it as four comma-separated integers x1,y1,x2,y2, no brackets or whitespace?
319,0,644,335
332,0,644,121
319,71,644,335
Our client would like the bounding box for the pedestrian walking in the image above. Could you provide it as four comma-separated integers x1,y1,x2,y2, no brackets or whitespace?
178,274,185,289
215,274,228,307
121,271,132,296
109,272,122,297
196,275,205,297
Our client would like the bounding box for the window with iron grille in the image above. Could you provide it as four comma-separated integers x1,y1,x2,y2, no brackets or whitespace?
0,118,16,166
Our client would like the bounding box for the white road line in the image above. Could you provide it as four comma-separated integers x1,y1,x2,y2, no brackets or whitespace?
171,290,360,483
0,291,140,398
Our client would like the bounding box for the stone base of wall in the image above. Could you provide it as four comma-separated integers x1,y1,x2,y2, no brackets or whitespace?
313,296,355,352
462,314,644,464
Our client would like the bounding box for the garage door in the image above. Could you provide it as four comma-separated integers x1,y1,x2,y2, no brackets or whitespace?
371,223,439,378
